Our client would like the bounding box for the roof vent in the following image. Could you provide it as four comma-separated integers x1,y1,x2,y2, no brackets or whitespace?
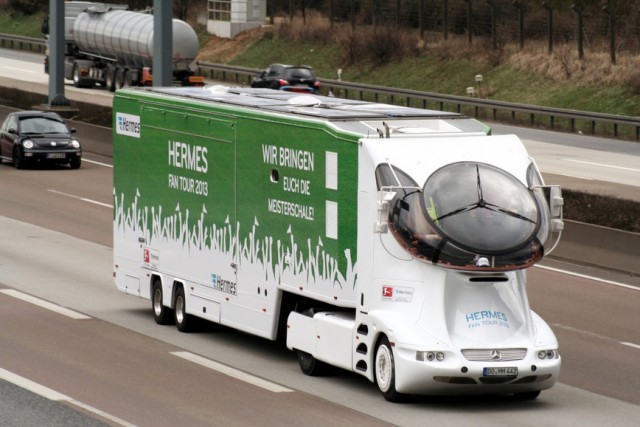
205,85,229,95
288,95,322,106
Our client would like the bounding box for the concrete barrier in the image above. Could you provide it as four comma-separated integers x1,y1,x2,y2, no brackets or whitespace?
552,220,640,277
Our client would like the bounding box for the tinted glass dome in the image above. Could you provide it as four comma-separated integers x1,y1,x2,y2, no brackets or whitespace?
422,162,539,254
376,162,547,271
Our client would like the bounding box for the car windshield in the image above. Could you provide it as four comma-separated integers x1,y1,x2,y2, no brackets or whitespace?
376,162,549,271
284,68,314,79
20,117,68,134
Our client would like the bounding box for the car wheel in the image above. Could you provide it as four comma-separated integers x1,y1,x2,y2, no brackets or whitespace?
152,279,174,325
69,157,81,169
375,335,405,402
174,286,194,332
13,146,26,170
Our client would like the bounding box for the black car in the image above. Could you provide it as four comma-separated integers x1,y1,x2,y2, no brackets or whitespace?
0,111,82,169
251,64,320,93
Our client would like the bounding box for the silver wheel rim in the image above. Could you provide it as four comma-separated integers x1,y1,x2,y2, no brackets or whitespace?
375,345,393,392
175,294,184,324
153,288,162,317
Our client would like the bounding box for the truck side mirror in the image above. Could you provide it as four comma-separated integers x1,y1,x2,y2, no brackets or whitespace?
375,190,396,233
549,186,563,218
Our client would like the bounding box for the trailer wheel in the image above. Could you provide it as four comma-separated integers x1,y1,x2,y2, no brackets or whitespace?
72,62,83,88
105,65,116,92
152,279,173,325
296,350,327,376
174,286,194,332
115,68,124,90
375,336,404,402
123,69,132,87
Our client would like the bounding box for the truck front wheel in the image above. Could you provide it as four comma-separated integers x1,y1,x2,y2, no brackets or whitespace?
375,336,404,402
297,350,327,376
152,279,173,325
174,286,194,332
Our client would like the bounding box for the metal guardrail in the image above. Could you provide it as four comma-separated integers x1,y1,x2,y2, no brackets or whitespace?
2,30,638,142
0,33,46,54
196,60,640,142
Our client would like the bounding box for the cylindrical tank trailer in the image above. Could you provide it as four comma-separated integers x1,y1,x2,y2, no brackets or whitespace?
52,3,203,90
72,9,199,71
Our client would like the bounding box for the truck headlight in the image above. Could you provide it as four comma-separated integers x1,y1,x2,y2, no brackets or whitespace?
537,349,558,359
71,139,80,148
416,351,445,362
23,140,34,149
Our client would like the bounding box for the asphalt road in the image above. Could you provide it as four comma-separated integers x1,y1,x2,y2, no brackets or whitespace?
0,49,639,426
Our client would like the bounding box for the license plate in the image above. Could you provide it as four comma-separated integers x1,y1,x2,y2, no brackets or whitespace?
47,153,66,159
483,367,518,376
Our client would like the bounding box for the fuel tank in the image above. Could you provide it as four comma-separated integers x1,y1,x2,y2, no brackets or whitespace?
72,9,198,70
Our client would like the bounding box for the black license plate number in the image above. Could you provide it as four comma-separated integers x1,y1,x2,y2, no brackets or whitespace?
483,367,518,376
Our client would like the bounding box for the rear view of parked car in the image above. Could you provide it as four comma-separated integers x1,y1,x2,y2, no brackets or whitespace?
0,111,82,169
251,64,320,93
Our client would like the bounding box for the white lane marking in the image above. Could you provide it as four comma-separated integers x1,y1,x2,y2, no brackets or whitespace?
551,324,640,352
1,66,38,74
171,351,293,393
83,158,113,168
545,172,594,181
563,158,640,173
47,189,112,208
0,367,136,427
535,264,640,292
0,289,90,320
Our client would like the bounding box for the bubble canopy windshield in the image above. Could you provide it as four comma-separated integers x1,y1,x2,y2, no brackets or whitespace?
376,162,551,271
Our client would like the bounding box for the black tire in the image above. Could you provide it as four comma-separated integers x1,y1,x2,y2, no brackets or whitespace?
152,279,174,325
123,69,132,87
375,336,405,402
13,146,26,170
174,286,194,332
105,65,116,92
513,390,541,400
72,62,82,88
69,157,81,170
297,350,327,376
115,68,124,90
72,62,91,88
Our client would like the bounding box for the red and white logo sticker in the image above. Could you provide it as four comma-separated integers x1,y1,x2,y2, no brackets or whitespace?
381,285,414,303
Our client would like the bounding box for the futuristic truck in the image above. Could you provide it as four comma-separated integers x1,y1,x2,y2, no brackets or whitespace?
45,2,202,90
113,85,564,401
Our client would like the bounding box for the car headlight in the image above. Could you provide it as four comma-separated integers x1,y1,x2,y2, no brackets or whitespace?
71,139,80,148
23,140,34,149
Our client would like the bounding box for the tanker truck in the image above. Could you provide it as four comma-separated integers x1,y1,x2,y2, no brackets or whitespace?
44,2,203,90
